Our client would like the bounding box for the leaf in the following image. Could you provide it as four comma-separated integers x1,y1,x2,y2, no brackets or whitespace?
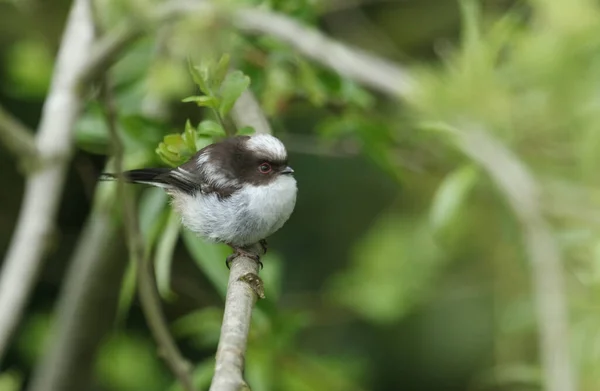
187,58,208,95
213,53,231,88
163,134,184,147
297,58,327,106
172,307,223,348
262,65,294,115
218,70,251,117
156,143,180,166
0,370,23,391
429,165,479,232
181,228,230,297
197,120,226,137
237,126,256,136
154,210,181,300
183,120,197,152
181,95,218,108
167,359,215,391
328,215,445,323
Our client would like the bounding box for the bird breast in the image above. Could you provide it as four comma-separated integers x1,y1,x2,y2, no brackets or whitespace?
174,175,297,247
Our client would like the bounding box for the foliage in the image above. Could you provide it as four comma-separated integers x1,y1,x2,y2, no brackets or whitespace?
3,0,600,390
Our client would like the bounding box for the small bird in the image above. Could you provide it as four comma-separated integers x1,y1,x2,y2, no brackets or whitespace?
100,133,297,267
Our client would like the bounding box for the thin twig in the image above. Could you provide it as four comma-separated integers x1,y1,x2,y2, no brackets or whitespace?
0,0,95,363
101,80,197,391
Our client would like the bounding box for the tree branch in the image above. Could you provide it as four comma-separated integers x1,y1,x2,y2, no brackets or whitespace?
0,0,95,363
0,105,38,165
209,254,262,391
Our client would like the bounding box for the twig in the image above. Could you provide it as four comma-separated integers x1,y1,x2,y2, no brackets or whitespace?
0,105,38,165
101,80,197,391
209,254,262,391
0,0,95,363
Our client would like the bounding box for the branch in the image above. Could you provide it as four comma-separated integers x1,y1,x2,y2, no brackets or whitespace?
0,105,38,165
0,0,95,362
231,7,416,97
209,254,263,391
101,80,197,391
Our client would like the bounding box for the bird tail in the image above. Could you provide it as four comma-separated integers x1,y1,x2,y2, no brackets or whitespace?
99,168,173,188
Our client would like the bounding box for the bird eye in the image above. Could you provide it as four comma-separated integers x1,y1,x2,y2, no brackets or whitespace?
258,163,272,174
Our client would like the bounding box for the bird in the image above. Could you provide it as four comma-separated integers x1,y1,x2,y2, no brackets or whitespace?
100,133,297,267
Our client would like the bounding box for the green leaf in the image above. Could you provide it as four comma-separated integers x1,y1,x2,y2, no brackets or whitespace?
163,134,184,147
262,65,294,115
167,359,215,391
183,120,197,152
218,70,250,117
237,126,256,136
297,59,327,106
187,59,209,95
197,63,212,88
0,370,23,391
197,120,226,137
429,165,479,232
154,210,181,300
172,307,223,348
181,228,229,297
156,142,182,166
213,53,231,88
181,95,218,108
328,215,445,323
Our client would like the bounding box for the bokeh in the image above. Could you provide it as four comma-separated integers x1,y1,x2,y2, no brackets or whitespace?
1,0,598,390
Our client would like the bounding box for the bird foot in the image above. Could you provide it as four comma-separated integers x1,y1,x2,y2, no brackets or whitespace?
259,239,268,255
226,247,263,270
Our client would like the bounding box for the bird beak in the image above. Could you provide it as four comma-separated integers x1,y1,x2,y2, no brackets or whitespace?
281,166,294,175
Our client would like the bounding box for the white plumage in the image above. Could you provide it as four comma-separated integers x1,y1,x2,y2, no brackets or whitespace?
173,174,297,246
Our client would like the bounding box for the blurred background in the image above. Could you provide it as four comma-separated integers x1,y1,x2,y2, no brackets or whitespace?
1,0,599,390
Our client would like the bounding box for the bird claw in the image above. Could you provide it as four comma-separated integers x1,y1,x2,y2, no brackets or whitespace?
226,248,263,270
259,239,268,255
